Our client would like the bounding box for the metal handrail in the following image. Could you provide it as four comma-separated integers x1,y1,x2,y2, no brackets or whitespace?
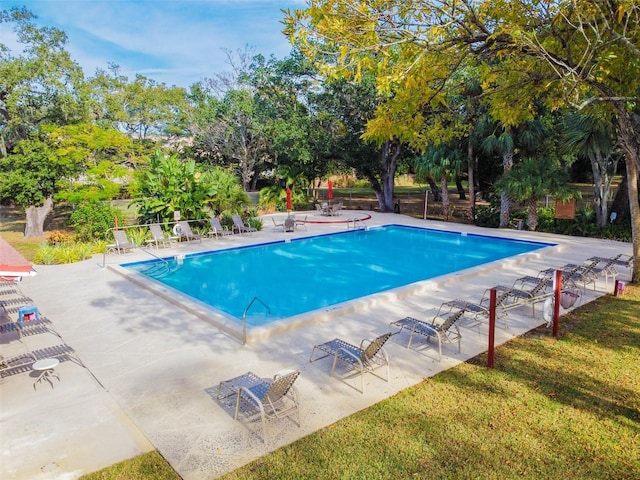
242,296,271,345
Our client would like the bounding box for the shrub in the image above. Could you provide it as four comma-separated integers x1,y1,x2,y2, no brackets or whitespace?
46,230,74,245
70,202,125,242
125,227,149,246
472,204,500,228
32,242,95,264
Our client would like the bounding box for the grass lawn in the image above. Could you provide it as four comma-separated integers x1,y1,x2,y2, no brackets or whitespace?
81,284,640,480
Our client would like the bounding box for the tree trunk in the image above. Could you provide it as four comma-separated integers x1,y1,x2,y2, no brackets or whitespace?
376,139,401,212
24,196,53,238
615,109,640,283
427,176,440,201
441,176,450,221
527,197,538,231
610,170,629,221
500,149,514,228
455,176,466,200
467,143,476,221
591,150,613,229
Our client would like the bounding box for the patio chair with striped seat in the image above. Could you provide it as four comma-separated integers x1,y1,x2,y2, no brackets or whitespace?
218,369,301,441
309,332,391,393
388,308,464,360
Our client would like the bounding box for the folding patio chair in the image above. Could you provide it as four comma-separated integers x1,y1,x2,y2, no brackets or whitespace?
309,332,391,393
110,230,135,254
218,369,300,441
389,309,464,359
232,214,257,234
208,217,233,238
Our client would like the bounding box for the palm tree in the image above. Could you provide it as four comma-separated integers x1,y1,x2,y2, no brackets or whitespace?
481,120,546,228
563,113,618,228
495,157,572,231
415,144,464,221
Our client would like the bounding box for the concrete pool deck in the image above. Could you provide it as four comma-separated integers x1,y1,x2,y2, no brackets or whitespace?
0,211,633,479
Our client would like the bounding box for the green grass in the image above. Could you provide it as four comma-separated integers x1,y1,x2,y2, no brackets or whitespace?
82,285,640,479
80,451,180,480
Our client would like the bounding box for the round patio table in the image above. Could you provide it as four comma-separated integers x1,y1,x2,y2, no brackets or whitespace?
32,358,60,389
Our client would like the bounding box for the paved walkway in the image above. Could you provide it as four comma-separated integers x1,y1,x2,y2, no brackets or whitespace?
0,212,633,479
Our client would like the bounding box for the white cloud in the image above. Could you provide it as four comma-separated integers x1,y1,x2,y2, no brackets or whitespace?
10,0,302,87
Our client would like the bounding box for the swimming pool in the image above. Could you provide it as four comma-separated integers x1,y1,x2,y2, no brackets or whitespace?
122,225,552,326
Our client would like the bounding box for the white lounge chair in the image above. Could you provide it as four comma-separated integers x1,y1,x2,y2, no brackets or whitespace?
109,230,135,254
174,221,204,242
232,214,257,234
145,224,174,248
209,218,233,238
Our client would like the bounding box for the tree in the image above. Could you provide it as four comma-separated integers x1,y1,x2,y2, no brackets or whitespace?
564,113,619,229
415,144,465,221
88,65,187,140
45,123,133,204
0,7,87,155
285,1,640,281
130,150,248,224
0,135,74,237
495,157,572,231
315,77,405,211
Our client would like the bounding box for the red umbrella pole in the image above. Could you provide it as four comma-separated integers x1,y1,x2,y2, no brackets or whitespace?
328,180,333,199
286,187,292,211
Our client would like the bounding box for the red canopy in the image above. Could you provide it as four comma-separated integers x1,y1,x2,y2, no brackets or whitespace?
328,180,333,199
0,237,37,280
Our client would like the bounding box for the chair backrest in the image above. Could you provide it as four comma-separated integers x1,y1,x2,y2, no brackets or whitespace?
113,230,131,246
232,214,245,227
210,217,224,231
360,333,392,363
528,277,550,297
178,221,193,235
439,309,465,332
149,224,165,240
263,370,300,404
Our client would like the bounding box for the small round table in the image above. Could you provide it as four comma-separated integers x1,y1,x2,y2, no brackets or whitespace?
32,358,60,389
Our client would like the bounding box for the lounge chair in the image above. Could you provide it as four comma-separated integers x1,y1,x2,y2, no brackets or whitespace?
208,217,233,238
539,259,600,292
489,275,553,316
309,332,391,393
145,224,174,248
271,217,285,232
389,309,464,360
439,287,515,330
218,369,300,441
109,230,135,254
232,214,257,234
174,221,204,242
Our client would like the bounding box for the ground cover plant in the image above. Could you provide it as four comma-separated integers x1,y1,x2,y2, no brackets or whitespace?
81,285,640,479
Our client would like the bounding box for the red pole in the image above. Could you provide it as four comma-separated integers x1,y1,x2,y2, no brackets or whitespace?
553,269,562,337
487,288,496,368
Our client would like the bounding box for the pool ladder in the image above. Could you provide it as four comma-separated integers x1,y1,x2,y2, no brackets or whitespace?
242,296,271,345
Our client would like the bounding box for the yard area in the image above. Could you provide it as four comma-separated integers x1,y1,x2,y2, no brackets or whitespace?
82,284,640,480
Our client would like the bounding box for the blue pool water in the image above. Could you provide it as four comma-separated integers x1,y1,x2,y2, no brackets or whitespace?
123,225,551,325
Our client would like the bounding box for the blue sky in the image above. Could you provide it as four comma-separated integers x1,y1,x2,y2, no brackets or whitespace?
3,1,304,88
